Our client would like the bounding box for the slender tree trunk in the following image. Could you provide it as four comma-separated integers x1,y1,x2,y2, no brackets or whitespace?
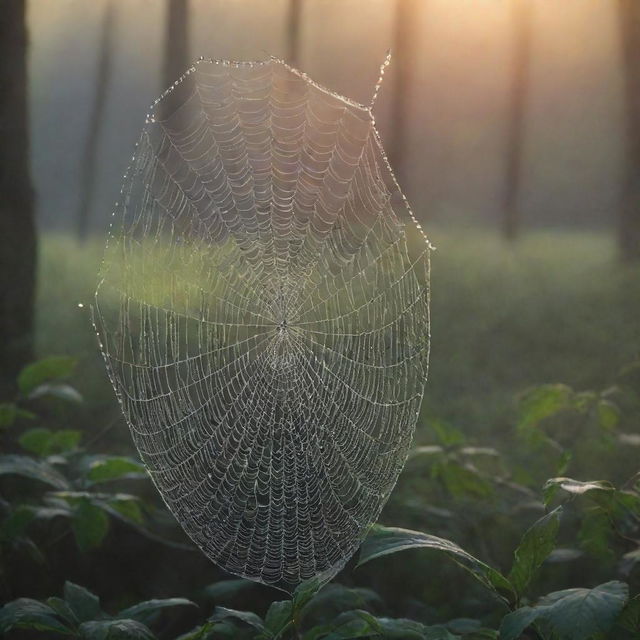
617,0,640,261
389,0,421,185
162,0,190,118
286,0,302,67
503,0,533,242
0,0,36,394
76,0,115,241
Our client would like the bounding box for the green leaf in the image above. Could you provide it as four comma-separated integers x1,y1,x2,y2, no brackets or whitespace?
309,609,381,640
508,507,562,597
203,579,255,602
518,383,572,428
499,581,629,640
0,403,33,428
377,617,457,639
0,598,73,635
617,594,640,633
46,597,79,626
300,584,382,620
543,477,614,506
72,498,110,551
118,598,196,624
210,606,267,633
64,581,103,623
264,600,293,635
0,454,71,489
19,427,82,456
107,496,144,524
87,456,146,484
29,383,83,404
19,427,53,455
293,576,325,613
79,619,156,639
175,622,216,640
357,525,515,605
18,356,77,395
597,399,620,430
1,505,36,541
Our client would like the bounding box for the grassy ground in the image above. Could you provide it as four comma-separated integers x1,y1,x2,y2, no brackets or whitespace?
35,227,640,446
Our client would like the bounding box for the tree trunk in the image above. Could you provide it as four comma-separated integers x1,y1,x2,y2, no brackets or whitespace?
389,0,421,185
0,0,36,394
617,0,640,261
76,0,115,241
503,0,533,242
162,0,190,118
286,0,302,67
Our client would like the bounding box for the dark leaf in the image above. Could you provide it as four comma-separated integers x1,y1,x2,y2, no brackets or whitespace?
64,581,103,623
72,498,110,551
79,619,156,639
117,598,196,625
508,507,562,596
0,454,71,489
0,598,73,635
357,525,515,605
499,581,629,640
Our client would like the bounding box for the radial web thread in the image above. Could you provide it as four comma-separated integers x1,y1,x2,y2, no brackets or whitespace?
94,58,432,591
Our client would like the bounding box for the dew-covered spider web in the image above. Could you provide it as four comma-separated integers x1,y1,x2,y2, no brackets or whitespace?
94,57,432,592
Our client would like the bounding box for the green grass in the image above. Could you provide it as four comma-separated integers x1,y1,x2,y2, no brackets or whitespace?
35,228,640,443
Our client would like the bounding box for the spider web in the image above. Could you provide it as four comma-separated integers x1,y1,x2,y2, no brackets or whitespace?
94,57,432,592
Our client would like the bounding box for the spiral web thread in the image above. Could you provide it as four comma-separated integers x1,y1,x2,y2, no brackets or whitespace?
94,57,432,592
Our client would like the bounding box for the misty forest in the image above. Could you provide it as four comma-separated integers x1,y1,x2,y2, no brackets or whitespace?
1,1,640,639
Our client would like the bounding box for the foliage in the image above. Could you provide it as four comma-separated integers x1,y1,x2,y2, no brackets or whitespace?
2,351,640,638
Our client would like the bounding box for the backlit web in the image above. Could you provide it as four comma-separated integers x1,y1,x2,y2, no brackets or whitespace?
94,57,432,591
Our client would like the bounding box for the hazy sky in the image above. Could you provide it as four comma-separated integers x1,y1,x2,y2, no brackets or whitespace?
28,0,626,233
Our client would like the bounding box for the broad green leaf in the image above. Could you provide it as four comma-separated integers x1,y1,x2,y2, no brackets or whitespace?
19,427,82,456
1,505,36,540
175,622,216,640
29,383,83,404
0,403,33,427
64,581,103,623
107,496,144,524
499,580,629,640
264,600,293,635
18,356,77,395
72,498,110,551
0,454,71,489
377,617,457,639
87,456,146,483
0,598,73,635
293,576,325,613
300,584,382,620
543,477,614,506
579,508,615,560
19,427,53,455
210,606,267,633
310,609,381,640
79,618,156,639
357,525,515,605
617,594,640,633
202,579,255,602
508,507,562,597
518,383,572,428
46,597,79,626
597,399,620,430
118,598,196,624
